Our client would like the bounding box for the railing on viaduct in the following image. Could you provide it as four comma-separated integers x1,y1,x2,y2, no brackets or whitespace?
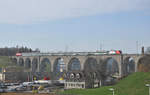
10,52,146,78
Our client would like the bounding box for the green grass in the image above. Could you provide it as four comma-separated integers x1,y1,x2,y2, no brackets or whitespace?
0,56,13,67
61,72,150,95
0,56,23,71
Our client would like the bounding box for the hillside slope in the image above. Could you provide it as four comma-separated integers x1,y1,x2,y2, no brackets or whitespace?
0,56,13,68
62,72,150,95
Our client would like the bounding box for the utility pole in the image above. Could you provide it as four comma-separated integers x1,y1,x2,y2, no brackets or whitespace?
145,84,150,95
136,41,138,54
109,88,115,95
100,42,103,51
100,43,102,51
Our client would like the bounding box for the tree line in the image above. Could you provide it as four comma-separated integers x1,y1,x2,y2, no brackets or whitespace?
0,46,40,56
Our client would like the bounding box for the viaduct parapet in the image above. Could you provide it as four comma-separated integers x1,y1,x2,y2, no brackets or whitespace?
11,52,144,78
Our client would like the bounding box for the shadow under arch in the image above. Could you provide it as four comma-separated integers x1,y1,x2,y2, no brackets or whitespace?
68,57,81,71
123,57,135,76
25,58,31,69
101,57,119,77
101,57,119,85
12,58,17,64
83,57,102,88
19,58,24,67
40,58,51,73
137,55,150,72
32,58,38,72
53,58,66,80
84,57,98,72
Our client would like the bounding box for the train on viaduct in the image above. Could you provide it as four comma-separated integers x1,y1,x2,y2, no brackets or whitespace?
10,52,150,88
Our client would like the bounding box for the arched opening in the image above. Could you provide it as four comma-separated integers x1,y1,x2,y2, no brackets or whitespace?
84,58,98,72
19,58,24,66
138,55,150,72
32,58,38,72
123,57,135,76
102,58,119,77
12,58,17,64
25,58,31,68
40,58,51,73
102,57,119,85
53,58,66,80
68,58,81,71
84,58,101,88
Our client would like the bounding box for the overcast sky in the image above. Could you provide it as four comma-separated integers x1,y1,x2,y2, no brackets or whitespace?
0,0,150,53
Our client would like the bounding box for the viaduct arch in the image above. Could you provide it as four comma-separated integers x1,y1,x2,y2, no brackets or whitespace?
11,54,147,78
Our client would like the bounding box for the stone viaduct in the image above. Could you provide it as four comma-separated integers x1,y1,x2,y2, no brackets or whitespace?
11,52,145,78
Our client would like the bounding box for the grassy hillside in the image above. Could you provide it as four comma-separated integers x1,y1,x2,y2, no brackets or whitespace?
0,56,25,72
61,72,150,95
0,56,13,67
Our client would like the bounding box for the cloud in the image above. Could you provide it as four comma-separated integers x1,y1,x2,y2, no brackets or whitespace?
0,0,149,24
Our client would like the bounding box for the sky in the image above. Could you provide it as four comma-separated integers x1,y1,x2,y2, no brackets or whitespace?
0,0,150,53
